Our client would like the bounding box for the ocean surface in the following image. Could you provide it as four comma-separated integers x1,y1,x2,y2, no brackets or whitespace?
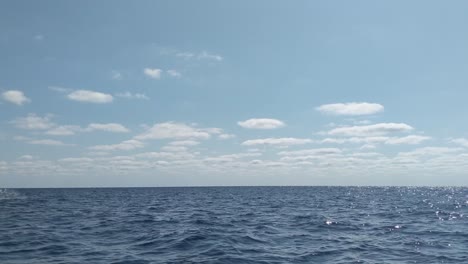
1,187,468,264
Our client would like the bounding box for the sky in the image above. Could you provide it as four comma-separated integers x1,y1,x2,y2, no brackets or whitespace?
1,1,468,187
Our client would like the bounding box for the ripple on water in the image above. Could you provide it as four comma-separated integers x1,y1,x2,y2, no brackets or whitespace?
1,187,468,263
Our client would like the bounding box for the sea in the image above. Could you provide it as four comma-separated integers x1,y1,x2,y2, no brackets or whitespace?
1,187,467,263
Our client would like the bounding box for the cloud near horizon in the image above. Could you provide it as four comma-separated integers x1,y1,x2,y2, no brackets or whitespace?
242,138,312,146
136,122,222,140
327,123,413,137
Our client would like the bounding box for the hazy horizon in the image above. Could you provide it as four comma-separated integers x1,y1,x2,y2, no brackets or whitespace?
1,1,468,188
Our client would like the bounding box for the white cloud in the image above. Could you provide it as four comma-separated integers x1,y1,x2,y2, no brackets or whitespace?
452,138,468,148
136,151,196,160
360,144,377,150
45,125,80,136
385,135,431,145
198,51,223,61
238,118,285,129
144,68,162,79
13,114,54,130
13,114,130,136
169,140,200,146
136,122,219,140
201,127,223,134
321,135,430,145
13,135,73,146
86,123,129,133
397,147,463,158
278,148,342,156
175,52,195,59
328,123,413,137
167,70,181,78
19,155,35,160
204,153,261,163
89,140,144,151
48,86,71,93
218,134,235,140
242,138,312,147
115,92,149,100
29,139,70,146
67,90,113,103
279,155,332,162
176,51,223,61
353,120,372,125
161,146,188,152
247,148,261,152
2,90,31,105
111,70,122,80
317,102,384,116
59,157,94,163
248,160,286,168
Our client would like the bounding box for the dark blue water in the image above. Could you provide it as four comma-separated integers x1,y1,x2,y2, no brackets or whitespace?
1,187,468,263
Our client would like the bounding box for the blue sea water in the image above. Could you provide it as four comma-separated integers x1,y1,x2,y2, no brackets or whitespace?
1,187,467,264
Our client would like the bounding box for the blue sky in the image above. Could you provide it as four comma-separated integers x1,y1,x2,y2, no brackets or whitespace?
1,1,468,187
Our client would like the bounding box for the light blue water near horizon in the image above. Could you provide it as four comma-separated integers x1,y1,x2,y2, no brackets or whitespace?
1,187,468,263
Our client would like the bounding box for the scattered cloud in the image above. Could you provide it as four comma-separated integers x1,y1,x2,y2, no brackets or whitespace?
48,86,72,93
242,138,312,147
29,139,71,146
143,68,162,79
352,120,372,125
452,138,468,148
86,123,130,133
13,114,130,136
175,52,195,59
204,153,261,163
45,125,80,136
169,140,200,146
2,90,31,105
176,51,223,61
12,114,54,130
198,51,223,61
161,146,188,152
218,134,235,140
89,139,144,151
136,151,196,160
278,148,342,156
385,135,431,145
136,122,220,140
238,118,285,129
111,70,122,80
328,123,413,137
321,135,430,145
167,70,181,78
18,155,36,161
115,92,149,100
396,147,463,158
317,102,384,116
59,157,94,163
247,148,261,152
67,90,113,103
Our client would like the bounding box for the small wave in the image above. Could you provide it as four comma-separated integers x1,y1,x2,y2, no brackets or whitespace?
1,187,468,263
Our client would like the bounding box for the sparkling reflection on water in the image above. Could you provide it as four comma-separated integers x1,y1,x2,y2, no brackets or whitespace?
1,187,467,263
